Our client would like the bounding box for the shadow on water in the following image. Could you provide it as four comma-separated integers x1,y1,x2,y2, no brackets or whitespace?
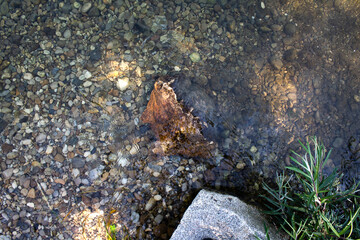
149,0,360,207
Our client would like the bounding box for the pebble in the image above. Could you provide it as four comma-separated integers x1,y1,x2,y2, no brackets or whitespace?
333,137,344,148
23,73,33,80
72,157,85,168
27,188,36,198
45,145,53,154
116,78,129,91
26,203,35,208
154,214,163,224
145,198,156,211
72,169,80,178
83,81,93,87
22,139,32,145
154,195,162,201
84,70,92,79
54,154,65,162
269,56,283,70
284,23,296,36
63,29,71,39
189,52,201,63
36,133,47,143
2,168,13,179
81,2,92,13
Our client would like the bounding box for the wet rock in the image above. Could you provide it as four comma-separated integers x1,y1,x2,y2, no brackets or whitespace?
72,157,85,168
0,118,7,133
283,48,297,62
333,137,344,148
88,7,100,17
89,48,102,62
2,144,14,154
145,197,156,211
284,23,296,36
63,29,71,39
269,55,283,70
54,154,65,163
141,78,216,158
0,1,9,16
36,133,47,143
189,52,201,63
2,168,13,179
81,2,92,13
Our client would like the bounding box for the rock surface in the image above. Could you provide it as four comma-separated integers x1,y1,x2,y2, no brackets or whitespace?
171,189,285,240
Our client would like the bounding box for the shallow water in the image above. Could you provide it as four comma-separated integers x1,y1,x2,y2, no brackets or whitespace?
1,0,360,239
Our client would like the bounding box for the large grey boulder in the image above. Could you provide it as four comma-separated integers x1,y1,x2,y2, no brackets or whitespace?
170,189,285,240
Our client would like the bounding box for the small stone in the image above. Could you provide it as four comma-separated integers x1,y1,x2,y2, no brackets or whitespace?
333,137,344,148
130,211,140,223
27,202,35,208
154,195,162,201
287,93,297,101
72,157,85,168
23,73,33,80
269,56,283,70
2,143,14,154
22,139,32,145
2,168,13,179
154,214,164,224
45,145,53,154
84,70,92,79
250,146,257,153
83,81,93,87
54,179,65,185
81,2,92,13
54,154,65,162
27,188,36,198
63,29,71,39
236,162,246,170
284,23,296,36
21,188,29,196
31,161,41,168
36,133,47,143
72,169,80,178
354,95,360,102
124,32,133,41
89,168,101,181
145,198,156,211
116,78,129,91
189,52,201,63
73,2,81,8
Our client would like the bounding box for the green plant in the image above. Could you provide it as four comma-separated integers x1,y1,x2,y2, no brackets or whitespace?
262,137,360,239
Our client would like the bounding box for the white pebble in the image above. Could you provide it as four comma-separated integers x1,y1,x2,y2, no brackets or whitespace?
72,169,80,178
27,203,35,208
154,195,162,201
83,81,92,87
45,145,53,154
116,78,129,91
22,139,32,145
84,70,92,79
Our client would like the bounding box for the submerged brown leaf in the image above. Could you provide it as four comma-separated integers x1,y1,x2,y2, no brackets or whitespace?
141,78,215,158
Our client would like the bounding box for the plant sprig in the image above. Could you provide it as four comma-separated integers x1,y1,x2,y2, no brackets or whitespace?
261,137,360,239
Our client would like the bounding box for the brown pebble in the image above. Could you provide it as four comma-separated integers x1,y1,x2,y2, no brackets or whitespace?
67,151,75,158
54,153,65,162
134,192,143,201
54,179,65,185
27,188,36,198
1,144,14,154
